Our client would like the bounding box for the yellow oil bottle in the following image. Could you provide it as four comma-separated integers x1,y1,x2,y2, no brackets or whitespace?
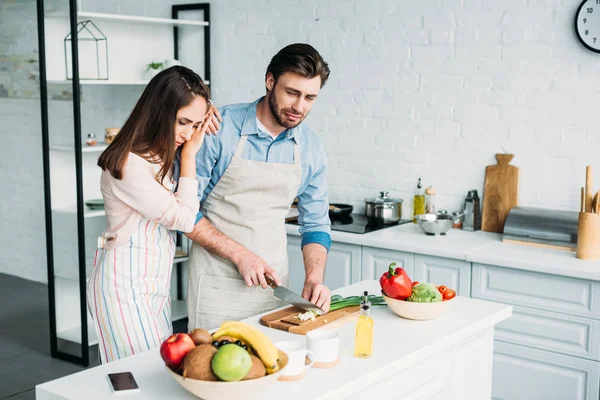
354,291,373,358
413,178,425,223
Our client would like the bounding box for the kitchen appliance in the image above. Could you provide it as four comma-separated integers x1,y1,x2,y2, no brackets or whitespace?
265,275,325,315
502,206,579,251
364,191,403,224
289,213,412,234
462,190,481,231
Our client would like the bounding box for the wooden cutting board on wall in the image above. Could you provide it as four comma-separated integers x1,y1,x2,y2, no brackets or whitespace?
259,306,361,335
482,154,519,233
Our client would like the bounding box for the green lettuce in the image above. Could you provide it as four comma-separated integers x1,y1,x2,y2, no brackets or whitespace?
407,283,442,303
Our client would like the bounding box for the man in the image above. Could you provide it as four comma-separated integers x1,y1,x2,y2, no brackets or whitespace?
184,43,332,330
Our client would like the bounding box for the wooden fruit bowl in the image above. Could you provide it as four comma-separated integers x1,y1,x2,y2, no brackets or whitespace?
166,349,288,400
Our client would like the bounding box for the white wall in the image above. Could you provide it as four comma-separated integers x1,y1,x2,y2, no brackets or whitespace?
3,0,599,282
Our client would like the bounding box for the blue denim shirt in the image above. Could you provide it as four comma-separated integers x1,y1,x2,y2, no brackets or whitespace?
174,97,331,251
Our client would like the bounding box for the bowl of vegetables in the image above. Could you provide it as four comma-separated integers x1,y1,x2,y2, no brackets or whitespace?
382,282,456,321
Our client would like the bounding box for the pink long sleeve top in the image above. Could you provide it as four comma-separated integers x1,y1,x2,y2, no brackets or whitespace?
100,152,199,249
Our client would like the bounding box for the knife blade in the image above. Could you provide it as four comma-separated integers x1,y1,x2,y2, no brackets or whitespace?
264,274,326,316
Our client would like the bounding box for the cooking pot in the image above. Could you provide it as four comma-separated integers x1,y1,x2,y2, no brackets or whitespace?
365,191,403,224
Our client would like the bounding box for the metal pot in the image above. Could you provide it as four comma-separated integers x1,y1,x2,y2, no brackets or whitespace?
365,191,403,224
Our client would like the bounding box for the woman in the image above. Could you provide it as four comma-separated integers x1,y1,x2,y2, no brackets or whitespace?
88,66,219,364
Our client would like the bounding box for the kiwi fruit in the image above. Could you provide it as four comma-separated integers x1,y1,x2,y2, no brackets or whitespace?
242,355,266,380
182,344,219,381
189,328,212,346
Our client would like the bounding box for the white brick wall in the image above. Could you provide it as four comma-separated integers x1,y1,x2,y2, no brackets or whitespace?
3,0,600,282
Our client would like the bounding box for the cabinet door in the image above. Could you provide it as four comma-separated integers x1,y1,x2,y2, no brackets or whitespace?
361,246,415,281
414,254,471,297
492,341,600,400
287,236,361,293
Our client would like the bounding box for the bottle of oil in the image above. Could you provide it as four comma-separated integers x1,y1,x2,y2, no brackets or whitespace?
354,291,373,358
413,178,425,223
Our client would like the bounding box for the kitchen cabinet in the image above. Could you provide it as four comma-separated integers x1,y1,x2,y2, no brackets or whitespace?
361,246,415,281
414,254,471,297
492,341,600,400
287,236,361,294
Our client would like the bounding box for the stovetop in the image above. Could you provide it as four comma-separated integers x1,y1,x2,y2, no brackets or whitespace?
289,213,413,234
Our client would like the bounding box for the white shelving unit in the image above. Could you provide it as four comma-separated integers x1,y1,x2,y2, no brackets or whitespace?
40,4,209,363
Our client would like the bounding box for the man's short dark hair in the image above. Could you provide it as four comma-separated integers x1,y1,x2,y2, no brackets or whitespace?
266,43,330,88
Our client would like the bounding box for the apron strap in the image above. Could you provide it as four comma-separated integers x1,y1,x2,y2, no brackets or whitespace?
233,135,249,158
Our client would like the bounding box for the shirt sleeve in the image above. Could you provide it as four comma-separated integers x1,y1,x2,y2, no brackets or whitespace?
193,130,221,221
110,156,199,233
297,143,332,252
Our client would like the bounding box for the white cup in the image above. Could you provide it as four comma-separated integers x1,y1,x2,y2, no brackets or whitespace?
306,330,340,363
275,341,315,377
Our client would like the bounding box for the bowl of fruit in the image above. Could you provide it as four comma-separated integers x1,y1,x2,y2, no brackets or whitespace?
380,262,456,321
161,321,288,400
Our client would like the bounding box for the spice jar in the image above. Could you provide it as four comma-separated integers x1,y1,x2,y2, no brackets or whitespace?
452,211,463,229
105,128,119,144
86,133,97,146
425,187,436,214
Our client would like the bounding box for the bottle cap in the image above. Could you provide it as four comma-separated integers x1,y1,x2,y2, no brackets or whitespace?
425,187,436,195
360,291,371,310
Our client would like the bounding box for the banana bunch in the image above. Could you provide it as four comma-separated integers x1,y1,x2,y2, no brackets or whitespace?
212,321,280,374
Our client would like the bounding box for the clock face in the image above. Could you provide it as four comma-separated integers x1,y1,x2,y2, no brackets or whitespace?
576,0,600,53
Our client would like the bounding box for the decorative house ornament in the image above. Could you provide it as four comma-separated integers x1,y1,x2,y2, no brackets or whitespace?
64,20,108,80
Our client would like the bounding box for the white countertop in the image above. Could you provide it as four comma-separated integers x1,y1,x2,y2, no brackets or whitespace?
36,280,512,400
286,217,600,281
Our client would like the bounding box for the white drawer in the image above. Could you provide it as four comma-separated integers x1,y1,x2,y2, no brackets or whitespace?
495,305,600,361
472,264,600,319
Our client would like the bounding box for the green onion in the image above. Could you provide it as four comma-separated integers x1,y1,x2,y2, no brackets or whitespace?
329,294,386,312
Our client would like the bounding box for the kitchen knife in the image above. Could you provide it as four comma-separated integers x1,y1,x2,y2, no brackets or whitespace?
264,274,326,316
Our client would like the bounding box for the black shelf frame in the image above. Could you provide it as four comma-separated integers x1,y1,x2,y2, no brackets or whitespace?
36,1,211,367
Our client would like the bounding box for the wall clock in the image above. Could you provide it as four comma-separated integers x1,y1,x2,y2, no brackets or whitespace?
575,0,600,53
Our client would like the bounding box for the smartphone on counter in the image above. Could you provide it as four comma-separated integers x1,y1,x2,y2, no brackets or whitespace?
107,372,140,395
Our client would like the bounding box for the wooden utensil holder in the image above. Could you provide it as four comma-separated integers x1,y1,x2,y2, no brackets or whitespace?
576,212,600,260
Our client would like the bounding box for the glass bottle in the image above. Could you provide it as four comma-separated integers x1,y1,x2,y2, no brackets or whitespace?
413,178,425,223
425,186,437,214
86,133,97,146
354,291,373,359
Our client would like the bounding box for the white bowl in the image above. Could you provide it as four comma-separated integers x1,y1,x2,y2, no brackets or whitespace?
382,290,455,320
166,349,288,400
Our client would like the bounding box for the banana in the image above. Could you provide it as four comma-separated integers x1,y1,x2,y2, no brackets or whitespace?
213,321,280,374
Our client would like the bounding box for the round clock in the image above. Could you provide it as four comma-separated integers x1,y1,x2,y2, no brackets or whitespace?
575,0,600,53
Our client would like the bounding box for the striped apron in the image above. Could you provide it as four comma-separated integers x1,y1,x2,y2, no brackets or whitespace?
87,218,176,364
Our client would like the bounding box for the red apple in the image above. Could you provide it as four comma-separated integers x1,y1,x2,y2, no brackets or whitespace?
160,333,196,370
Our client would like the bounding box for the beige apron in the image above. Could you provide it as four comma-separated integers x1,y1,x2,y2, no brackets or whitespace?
187,134,303,330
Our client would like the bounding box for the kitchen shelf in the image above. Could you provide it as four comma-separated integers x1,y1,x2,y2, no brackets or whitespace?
48,80,210,85
50,144,109,153
53,205,106,218
47,11,209,27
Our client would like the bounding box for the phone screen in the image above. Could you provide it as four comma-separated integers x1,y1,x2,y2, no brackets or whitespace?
107,372,139,392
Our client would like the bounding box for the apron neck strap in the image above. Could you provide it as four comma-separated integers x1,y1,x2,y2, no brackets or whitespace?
233,133,302,165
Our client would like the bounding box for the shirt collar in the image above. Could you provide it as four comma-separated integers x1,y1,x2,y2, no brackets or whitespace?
240,97,300,143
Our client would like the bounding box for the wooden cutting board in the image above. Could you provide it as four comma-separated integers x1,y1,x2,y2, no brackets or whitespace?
259,306,361,335
482,154,519,233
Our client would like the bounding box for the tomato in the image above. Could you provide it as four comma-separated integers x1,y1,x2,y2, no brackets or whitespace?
412,281,420,286
438,285,448,295
442,289,456,301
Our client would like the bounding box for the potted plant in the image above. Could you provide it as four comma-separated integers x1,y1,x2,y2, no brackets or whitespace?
145,61,164,80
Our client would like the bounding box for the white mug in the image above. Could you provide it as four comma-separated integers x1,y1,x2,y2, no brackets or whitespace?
306,330,340,363
275,341,315,377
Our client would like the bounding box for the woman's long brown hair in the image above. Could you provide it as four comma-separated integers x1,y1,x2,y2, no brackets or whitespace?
98,66,210,185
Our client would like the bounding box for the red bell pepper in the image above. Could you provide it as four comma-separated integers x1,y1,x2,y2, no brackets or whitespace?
380,262,413,300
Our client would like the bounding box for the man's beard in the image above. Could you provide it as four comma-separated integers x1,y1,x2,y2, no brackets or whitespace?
268,88,306,129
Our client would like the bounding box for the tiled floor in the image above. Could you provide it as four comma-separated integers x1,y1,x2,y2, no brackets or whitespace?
0,273,187,400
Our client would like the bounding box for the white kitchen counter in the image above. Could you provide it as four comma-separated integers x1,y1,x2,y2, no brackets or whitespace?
286,217,600,281
36,280,512,400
